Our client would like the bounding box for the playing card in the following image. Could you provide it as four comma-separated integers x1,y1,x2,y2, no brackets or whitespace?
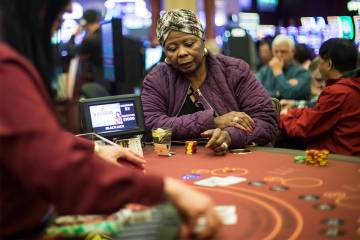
215,205,237,225
194,176,247,187
194,216,207,233
194,205,238,231
217,176,247,186
221,214,238,225
215,205,236,215
194,177,224,187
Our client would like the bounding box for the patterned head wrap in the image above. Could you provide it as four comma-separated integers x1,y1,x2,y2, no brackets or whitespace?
156,9,205,46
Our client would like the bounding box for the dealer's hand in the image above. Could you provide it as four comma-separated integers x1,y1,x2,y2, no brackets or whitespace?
201,128,231,155
95,145,146,170
164,177,222,239
214,111,254,132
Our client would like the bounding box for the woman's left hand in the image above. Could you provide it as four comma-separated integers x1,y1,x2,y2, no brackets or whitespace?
95,145,146,170
201,128,231,155
214,111,254,132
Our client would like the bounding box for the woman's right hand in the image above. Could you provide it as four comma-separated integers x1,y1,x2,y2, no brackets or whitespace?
201,128,231,155
164,177,222,239
214,111,254,132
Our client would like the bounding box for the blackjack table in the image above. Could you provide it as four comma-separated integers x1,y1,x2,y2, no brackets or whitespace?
144,145,360,240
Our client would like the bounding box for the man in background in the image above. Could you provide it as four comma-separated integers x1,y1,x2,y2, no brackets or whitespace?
256,34,311,100
67,9,104,88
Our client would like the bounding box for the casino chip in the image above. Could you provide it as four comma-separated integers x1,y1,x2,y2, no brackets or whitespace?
321,228,345,237
182,173,201,181
185,141,198,154
298,194,320,201
229,148,251,154
269,185,289,192
294,155,306,164
321,218,345,226
248,181,267,187
313,203,336,211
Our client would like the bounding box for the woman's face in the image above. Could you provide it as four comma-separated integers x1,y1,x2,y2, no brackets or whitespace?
163,31,205,74
311,67,326,96
318,57,331,80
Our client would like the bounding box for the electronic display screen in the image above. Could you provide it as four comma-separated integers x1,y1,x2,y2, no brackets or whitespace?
327,16,355,39
257,25,276,39
308,31,322,54
256,0,278,11
80,94,144,138
145,46,163,70
101,21,116,82
327,16,341,38
239,0,252,10
89,101,138,133
354,16,360,50
238,12,259,40
339,16,355,39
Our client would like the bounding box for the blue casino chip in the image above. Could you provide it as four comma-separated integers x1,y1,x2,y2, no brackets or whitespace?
182,174,201,181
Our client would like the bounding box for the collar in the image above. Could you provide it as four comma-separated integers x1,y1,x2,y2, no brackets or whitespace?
325,78,339,86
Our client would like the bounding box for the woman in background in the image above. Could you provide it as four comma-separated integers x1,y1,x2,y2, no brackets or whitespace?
280,57,326,114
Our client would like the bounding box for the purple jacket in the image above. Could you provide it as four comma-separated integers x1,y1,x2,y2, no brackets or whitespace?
141,53,278,147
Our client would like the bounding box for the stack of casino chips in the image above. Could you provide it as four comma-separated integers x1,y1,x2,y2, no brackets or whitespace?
43,204,180,239
185,141,197,154
305,149,329,166
294,149,329,166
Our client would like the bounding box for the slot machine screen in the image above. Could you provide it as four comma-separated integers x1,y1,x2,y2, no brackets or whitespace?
239,0,252,11
238,12,260,40
352,16,360,50
339,16,355,40
256,0,278,12
101,21,116,82
257,25,276,39
327,16,341,38
327,16,354,39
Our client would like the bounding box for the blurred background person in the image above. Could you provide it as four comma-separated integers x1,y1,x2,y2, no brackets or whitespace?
66,9,106,89
256,34,311,100
280,57,326,114
256,37,273,70
280,38,360,156
293,43,316,70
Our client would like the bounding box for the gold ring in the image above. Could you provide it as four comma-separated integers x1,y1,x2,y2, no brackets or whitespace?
221,142,228,149
233,116,239,123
